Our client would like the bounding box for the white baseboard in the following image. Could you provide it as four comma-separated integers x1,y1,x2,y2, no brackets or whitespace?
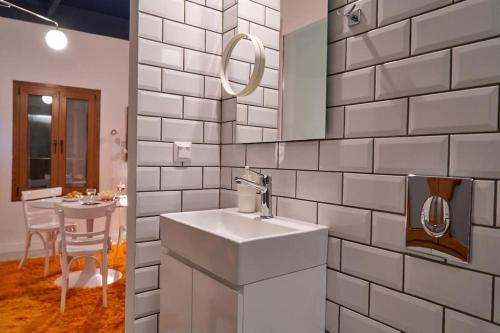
0,239,44,255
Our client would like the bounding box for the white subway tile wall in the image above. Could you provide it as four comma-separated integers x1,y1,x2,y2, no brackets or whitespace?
135,266,159,293
377,0,451,27
411,0,500,55
375,50,451,100
327,237,342,270
221,0,281,144
319,204,372,243
135,0,223,327
163,20,205,51
370,284,443,333
136,216,160,242
340,307,400,333
217,0,500,331
326,301,340,333
405,256,492,319
328,66,375,106
328,40,346,75
327,270,370,315
346,20,410,70
134,0,500,331
345,99,408,137
408,87,498,135
373,136,449,175
445,309,500,333
452,37,500,89
134,314,158,333
326,106,345,139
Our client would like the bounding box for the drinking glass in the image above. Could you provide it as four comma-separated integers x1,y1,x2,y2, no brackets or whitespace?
86,188,97,203
116,181,126,195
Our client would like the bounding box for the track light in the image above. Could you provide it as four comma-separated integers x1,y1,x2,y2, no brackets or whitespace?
0,0,68,50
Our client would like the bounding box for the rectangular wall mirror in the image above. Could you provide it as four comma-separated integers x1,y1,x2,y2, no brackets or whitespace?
280,0,328,141
227,0,328,143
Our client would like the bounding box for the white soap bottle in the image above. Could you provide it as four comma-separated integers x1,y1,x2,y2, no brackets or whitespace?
238,166,257,213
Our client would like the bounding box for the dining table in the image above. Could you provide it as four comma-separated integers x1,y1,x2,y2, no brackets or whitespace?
29,197,124,289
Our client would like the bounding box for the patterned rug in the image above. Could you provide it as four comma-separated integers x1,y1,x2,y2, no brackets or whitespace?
0,244,126,333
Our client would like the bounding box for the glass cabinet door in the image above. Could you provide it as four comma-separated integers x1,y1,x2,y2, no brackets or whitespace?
58,90,99,193
24,93,59,190
27,95,53,188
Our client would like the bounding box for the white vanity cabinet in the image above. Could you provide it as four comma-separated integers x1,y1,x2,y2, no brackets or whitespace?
160,254,194,333
159,209,328,333
192,268,242,333
160,252,327,333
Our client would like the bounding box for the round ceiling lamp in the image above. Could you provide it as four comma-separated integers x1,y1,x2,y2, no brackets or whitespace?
0,0,68,51
45,29,68,51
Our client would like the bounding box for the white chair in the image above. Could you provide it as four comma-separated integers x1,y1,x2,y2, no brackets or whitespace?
55,203,115,313
20,187,65,277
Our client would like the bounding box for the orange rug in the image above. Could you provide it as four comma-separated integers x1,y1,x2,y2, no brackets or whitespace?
0,244,126,333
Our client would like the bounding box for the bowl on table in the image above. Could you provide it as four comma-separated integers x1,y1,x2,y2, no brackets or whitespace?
96,190,116,202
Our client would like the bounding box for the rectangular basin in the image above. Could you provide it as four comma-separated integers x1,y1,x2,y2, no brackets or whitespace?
160,209,328,286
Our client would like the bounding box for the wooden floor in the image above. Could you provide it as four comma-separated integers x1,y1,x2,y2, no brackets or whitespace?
0,244,126,333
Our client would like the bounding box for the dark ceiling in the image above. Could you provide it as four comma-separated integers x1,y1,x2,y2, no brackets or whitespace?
0,0,129,40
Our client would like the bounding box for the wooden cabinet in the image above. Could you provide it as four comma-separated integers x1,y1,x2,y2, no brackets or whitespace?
11,81,100,200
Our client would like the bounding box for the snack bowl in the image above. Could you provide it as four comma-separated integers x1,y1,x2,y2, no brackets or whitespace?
97,190,116,202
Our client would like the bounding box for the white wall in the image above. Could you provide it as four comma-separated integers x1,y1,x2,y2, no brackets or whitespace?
0,17,129,254
281,0,325,35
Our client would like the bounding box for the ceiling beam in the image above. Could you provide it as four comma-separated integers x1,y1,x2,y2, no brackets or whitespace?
46,0,61,17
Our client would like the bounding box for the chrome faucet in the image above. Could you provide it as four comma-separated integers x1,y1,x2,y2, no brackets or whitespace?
235,169,273,218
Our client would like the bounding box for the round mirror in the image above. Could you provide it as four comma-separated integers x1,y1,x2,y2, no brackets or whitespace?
220,33,266,97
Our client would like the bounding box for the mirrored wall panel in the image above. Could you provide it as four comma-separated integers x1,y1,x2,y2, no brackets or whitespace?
224,0,328,143
281,0,328,141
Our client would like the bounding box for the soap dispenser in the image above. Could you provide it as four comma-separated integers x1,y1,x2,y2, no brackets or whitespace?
237,166,257,213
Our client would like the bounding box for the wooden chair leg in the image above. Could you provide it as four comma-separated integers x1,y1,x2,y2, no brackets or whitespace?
18,233,32,270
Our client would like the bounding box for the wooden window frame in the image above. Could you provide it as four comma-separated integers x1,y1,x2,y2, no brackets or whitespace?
11,81,101,201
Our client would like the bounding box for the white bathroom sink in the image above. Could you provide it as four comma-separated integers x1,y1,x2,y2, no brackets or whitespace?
160,208,328,286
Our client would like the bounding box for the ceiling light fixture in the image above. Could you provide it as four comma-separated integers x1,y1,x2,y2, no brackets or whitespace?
45,29,67,50
0,0,68,51
41,96,53,104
